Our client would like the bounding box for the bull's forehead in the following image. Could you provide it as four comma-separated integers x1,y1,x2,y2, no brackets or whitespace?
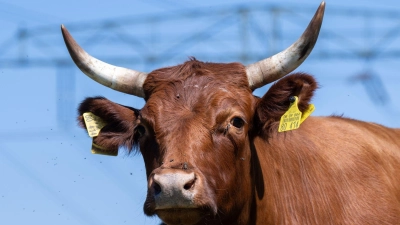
143,59,250,93
142,60,253,120
140,59,254,139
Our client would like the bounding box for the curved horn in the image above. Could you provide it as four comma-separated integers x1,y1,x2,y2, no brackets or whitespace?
61,25,147,98
246,1,325,90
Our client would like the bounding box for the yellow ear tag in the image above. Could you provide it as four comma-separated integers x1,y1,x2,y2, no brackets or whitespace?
83,112,118,156
91,142,118,156
300,104,315,124
278,96,302,132
82,112,107,137
278,97,315,132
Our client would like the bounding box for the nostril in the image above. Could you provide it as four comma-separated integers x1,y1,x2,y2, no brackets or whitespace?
183,178,196,190
153,182,162,195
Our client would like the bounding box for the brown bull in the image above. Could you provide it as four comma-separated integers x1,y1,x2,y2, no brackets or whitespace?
62,2,400,225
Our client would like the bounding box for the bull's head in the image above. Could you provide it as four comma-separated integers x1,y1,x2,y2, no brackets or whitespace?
62,2,324,225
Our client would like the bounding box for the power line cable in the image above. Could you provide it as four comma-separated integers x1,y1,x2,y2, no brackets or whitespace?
0,1,64,24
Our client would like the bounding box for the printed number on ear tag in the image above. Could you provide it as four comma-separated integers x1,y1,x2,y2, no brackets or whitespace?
278,97,315,132
83,112,107,137
279,97,302,132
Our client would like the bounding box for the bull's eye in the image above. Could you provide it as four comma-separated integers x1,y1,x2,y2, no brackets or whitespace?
231,117,245,129
135,125,146,137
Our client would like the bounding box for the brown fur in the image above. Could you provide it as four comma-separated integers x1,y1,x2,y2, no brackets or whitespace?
78,97,140,152
77,59,400,225
255,72,318,135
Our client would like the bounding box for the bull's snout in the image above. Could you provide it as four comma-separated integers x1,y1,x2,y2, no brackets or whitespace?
144,168,218,224
149,170,198,209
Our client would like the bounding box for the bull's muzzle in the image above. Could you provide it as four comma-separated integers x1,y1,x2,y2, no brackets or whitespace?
149,169,198,209
145,169,214,225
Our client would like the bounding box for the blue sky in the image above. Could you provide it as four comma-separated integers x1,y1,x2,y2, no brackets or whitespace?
1,0,400,225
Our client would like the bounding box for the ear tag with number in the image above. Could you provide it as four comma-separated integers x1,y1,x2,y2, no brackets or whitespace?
83,112,107,137
278,96,302,132
83,112,118,156
278,96,315,132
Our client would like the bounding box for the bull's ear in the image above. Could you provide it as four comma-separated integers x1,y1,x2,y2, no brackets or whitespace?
77,97,140,154
255,73,318,132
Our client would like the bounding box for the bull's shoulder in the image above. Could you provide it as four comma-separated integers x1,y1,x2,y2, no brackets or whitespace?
254,115,400,187
305,116,400,148
295,116,400,158
252,116,400,224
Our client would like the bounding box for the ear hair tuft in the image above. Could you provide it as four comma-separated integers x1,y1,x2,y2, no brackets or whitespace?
77,96,140,154
255,73,318,133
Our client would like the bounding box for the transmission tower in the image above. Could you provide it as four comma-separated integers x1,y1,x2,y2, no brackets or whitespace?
1,3,400,129
1,4,400,225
